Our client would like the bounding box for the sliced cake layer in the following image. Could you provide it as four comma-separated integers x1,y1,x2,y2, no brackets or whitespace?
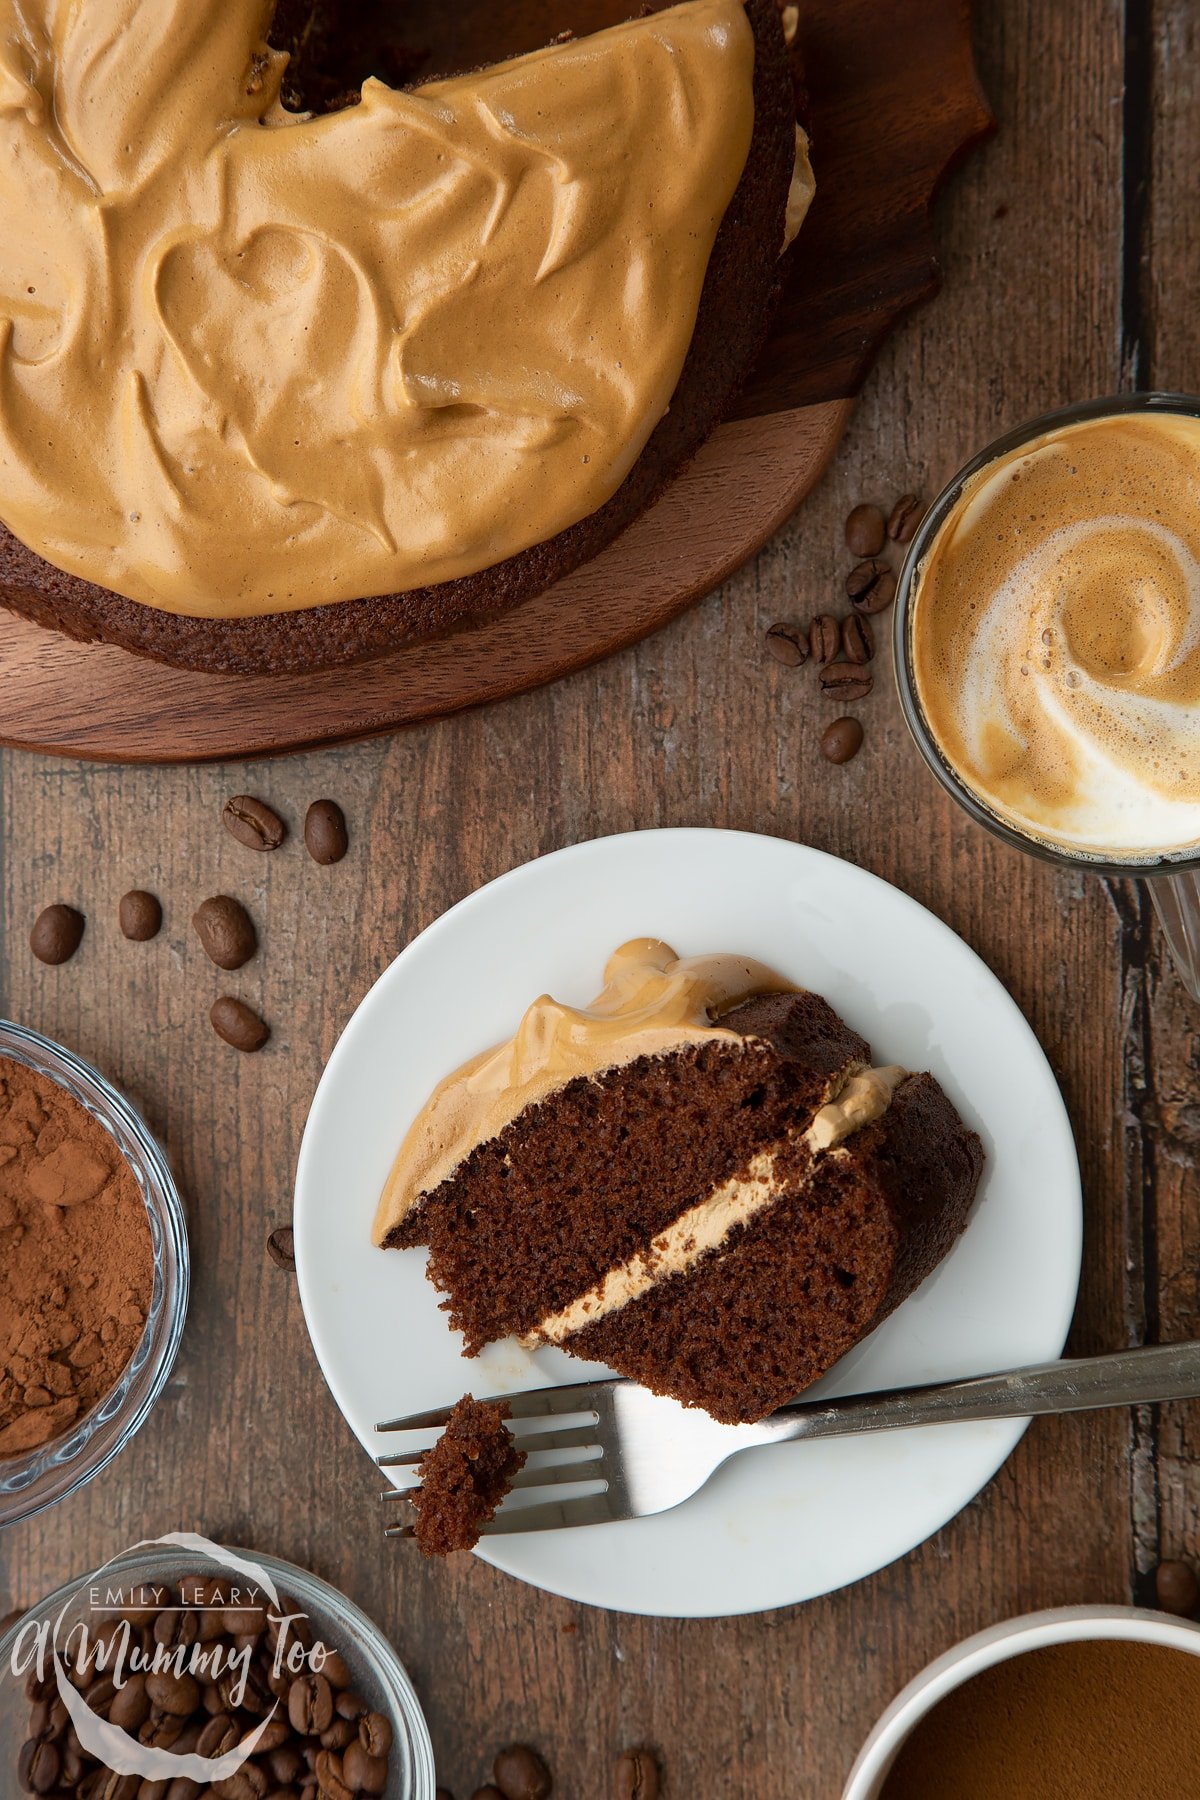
417,991,869,1354
558,1072,983,1422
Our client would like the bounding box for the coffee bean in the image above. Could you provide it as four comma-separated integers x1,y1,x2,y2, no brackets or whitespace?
99,1775,141,1800
121,1583,168,1626
24,1738,61,1794
821,717,864,765
840,615,874,664
289,1672,335,1736
192,895,257,971
1155,1559,1200,1617
119,890,162,942
343,1741,387,1795
844,503,885,557
335,1691,368,1722
268,1746,305,1785
820,663,873,702
763,622,808,667
808,614,840,664
357,1716,392,1759
493,1745,552,1800
83,1673,117,1717
155,1607,200,1649
845,560,897,615
165,1778,203,1800
304,800,349,866
198,1712,240,1756
30,904,85,965
320,1719,355,1752
146,1670,200,1716
313,1752,352,1800
212,1769,268,1800
223,794,286,853
615,1748,661,1799
211,997,270,1054
887,492,924,543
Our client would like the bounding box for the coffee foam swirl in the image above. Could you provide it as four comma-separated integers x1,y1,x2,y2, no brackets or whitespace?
911,412,1200,859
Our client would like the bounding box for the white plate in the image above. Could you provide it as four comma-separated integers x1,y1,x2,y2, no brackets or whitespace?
294,828,1081,1619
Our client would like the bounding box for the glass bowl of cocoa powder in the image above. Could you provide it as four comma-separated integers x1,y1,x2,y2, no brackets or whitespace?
0,1020,189,1526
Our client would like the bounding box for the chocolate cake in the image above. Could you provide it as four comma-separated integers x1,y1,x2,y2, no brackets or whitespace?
375,941,984,1425
0,0,806,676
408,1393,526,1555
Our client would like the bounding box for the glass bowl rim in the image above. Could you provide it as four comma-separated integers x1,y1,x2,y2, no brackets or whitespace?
0,1019,189,1527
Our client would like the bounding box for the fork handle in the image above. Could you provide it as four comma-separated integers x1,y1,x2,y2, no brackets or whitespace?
761,1341,1200,1441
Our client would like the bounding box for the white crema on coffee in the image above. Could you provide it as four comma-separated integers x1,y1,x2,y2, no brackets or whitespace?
911,412,1200,859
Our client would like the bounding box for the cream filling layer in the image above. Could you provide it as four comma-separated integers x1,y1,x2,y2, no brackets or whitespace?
524,1063,906,1347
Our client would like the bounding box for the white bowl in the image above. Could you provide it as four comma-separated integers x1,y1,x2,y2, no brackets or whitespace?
843,1604,1200,1799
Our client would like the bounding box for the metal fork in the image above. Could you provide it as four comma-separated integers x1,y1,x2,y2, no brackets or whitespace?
376,1340,1200,1537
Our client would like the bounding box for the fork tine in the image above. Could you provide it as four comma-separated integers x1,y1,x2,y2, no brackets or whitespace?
382,1489,615,1539
375,1420,597,1469
508,1457,604,1491
375,1379,617,1435
477,1491,618,1534
501,1383,611,1421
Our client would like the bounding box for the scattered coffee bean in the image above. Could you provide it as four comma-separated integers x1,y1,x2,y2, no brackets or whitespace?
493,1744,552,1800
887,491,924,543
192,895,257,971
764,621,808,667
820,662,873,702
223,793,286,852
305,799,349,866
30,903,85,965
844,502,886,557
615,1747,661,1799
808,613,840,664
267,1226,296,1270
840,614,874,664
210,996,270,1053
845,559,897,614
820,718,864,765
118,889,162,942
1155,1559,1200,1618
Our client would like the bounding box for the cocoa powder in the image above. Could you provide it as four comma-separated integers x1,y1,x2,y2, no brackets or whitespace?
0,1056,152,1458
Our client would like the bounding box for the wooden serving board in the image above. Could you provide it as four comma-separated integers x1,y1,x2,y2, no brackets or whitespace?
0,0,993,764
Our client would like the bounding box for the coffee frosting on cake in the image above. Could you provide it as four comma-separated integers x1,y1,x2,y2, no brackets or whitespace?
911,411,1200,858
0,0,779,618
372,937,794,1245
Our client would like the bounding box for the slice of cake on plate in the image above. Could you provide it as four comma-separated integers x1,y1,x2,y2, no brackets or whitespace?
374,940,983,1424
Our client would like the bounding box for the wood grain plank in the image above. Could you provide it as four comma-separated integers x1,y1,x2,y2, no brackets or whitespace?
0,2,1142,1797
1135,0,1200,1589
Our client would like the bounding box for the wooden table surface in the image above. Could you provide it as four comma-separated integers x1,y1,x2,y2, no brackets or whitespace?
2,3,1199,1794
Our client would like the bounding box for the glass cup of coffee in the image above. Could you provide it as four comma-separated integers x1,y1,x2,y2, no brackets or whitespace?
894,392,1200,1000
